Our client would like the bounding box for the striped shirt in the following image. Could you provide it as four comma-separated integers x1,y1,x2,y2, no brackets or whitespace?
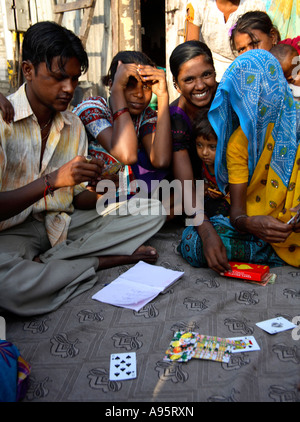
0,84,88,246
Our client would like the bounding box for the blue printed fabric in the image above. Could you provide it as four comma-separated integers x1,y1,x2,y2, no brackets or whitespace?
208,49,299,194
0,340,31,402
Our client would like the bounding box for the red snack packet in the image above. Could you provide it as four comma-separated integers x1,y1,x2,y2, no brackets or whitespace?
224,262,270,282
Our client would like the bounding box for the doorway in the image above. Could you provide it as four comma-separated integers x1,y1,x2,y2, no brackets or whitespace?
140,0,166,68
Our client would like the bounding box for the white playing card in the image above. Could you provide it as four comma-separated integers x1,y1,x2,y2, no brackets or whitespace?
256,317,297,335
228,336,260,353
109,352,137,381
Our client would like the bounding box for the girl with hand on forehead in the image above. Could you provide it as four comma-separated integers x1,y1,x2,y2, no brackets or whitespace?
74,51,172,198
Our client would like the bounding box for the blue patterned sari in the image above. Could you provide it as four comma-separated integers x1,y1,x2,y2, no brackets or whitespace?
179,50,299,268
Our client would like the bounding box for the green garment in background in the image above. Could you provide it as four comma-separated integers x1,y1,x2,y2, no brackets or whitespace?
265,0,299,39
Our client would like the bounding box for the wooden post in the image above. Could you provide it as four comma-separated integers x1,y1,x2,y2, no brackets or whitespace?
52,0,96,48
111,0,119,57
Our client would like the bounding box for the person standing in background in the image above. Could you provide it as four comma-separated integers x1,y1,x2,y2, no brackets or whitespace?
184,0,266,81
264,0,299,41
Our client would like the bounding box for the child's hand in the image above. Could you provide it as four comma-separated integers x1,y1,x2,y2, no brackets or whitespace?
204,182,209,196
0,93,14,123
137,66,168,98
207,188,223,199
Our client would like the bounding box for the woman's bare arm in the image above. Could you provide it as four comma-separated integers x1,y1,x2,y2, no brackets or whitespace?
139,66,172,168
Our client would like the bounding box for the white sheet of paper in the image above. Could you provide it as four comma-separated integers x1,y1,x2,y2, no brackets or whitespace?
93,279,159,311
120,261,183,289
92,261,184,311
256,317,297,334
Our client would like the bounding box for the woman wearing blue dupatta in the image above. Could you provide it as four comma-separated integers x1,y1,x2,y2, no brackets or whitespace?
179,49,300,271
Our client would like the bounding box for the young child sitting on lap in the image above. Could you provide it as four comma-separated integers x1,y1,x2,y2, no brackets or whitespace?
193,108,230,218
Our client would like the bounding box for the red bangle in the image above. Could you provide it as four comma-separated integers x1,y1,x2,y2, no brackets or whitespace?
43,174,54,210
113,107,129,121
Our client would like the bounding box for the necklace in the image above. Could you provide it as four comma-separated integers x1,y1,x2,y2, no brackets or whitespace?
39,117,53,131
41,127,51,143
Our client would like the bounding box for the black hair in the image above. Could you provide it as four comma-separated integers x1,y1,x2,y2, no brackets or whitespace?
102,50,156,86
270,43,298,63
169,40,214,82
22,21,89,74
230,11,281,53
192,108,217,141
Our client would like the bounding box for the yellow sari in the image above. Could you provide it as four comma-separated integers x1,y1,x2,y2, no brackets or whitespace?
209,49,300,267
227,125,300,267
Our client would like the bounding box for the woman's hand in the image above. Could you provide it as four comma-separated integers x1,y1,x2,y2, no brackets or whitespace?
229,183,293,243
289,204,300,233
112,61,141,91
137,65,168,99
243,215,293,243
197,222,231,275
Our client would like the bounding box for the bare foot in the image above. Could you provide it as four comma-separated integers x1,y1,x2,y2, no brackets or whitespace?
97,245,158,270
131,245,158,263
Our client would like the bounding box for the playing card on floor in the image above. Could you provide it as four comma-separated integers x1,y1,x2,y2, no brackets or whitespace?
193,335,235,363
109,352,137,381
256,316,297,334
229,336,261,353
163,331,199,362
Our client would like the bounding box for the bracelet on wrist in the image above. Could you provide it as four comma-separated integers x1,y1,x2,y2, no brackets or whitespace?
188,209,204,219
231,214,248,229
113,107,129,121
191,209,210,227
43,174,54,210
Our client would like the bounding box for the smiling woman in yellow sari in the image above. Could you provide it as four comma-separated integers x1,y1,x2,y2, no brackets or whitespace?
179,49,300,271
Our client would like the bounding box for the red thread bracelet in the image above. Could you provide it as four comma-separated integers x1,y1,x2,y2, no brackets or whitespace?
113,107,129,121
43,174,54,210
